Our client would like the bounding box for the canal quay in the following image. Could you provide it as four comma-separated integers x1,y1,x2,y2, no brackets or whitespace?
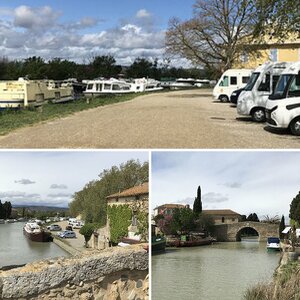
152,240,280,300
0,222,69,268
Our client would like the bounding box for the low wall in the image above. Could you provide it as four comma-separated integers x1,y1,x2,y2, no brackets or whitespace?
0,245,148,300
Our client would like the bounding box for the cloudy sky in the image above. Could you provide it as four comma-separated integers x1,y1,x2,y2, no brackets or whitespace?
151,151,300,220
0,151,148,207
0,0,195,65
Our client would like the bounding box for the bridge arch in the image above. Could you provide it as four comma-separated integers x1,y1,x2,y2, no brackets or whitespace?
235,226,259,241
214,221,279,242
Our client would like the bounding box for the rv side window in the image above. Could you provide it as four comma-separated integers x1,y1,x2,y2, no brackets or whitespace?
219,76,229,87
242,76,250,84
230,77,237,85
287,76,300,97
258,74,270,92
87,84,93,90
104,84,111,90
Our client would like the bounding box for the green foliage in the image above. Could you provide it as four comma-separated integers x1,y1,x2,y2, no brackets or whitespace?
289,191,300,225
0,200,12,219
136,211,149,242
197,214,215,235
107,205,132,244
279,215,285,239
247,213,260,222
193,186,202,214
69,159,148,227
170,207,196,234
79,223,97,247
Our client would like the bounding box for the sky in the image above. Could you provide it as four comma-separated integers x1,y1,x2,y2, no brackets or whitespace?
151,151,300,220
0,150,148,207
0,0,195,65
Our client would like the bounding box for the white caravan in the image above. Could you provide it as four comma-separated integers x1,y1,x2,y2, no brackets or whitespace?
266,61,300,136
237,62,291,122
213,69,252,102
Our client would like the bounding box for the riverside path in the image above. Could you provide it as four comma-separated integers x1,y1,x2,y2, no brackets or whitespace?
0,89,299,149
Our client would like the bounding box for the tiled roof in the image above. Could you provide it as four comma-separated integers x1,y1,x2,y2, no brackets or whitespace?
155,204,186,209
202,209,240,216
106,182,148,199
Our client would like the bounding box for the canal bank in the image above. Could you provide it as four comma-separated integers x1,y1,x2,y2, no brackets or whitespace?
152,241,280,300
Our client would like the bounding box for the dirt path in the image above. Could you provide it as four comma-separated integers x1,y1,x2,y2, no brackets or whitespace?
0,89,299,148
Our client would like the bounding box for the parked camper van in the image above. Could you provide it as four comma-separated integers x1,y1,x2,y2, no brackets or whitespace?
266,61,300,136
213,69,252,102
237,62,291,122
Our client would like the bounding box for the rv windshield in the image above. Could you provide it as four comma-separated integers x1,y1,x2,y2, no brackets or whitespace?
244,72,260,91
274,75,291,95
270,74,292,99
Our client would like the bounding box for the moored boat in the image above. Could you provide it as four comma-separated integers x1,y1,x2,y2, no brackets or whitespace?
152,235,166,253
0,219,5,224
23,222,52,242
0,77,74,109
266,237,281,251
175,234,214,247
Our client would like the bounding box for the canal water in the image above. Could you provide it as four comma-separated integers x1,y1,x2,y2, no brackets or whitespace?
0,222,69,267
152,240,280,300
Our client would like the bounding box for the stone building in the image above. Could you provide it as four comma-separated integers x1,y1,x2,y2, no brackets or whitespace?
202,209,241,225
92,183,149,250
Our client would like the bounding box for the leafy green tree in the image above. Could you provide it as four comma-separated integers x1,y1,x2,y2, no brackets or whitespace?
193,185,202,215
89,55,121,78
69,159,148,225
289,191,300,225
22,56,47,79
170,207,196,234
197,214,215,236
247,213,259,222
79,223,97,247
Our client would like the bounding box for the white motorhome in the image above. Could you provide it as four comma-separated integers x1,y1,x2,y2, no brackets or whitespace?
265,61,300,135
213,69,252,102
237,62,291,122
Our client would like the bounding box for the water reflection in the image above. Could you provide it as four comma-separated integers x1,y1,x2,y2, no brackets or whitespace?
152,241,280,300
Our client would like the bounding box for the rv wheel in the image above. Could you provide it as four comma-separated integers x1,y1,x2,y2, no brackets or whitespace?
251,108,265,122
290,117,300,136
219,95,229,102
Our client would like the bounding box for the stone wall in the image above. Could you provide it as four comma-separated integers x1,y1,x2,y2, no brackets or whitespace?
0,245,148,300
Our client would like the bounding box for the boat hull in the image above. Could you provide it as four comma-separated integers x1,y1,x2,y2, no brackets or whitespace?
152,238,166,253
23,227,52,242
175,238,213,247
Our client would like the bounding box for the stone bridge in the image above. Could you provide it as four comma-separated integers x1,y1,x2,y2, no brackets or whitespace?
213,221,279,242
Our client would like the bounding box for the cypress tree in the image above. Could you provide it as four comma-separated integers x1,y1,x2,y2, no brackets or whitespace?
279,215,285,239
193,186,202,214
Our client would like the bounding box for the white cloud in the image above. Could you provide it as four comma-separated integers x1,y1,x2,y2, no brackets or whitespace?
136,9,151,19
0,4,166,65
14,5,60,30
50,184,68,189
14,179,35,185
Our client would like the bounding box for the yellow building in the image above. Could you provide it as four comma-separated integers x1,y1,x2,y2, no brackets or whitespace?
235,38,300,69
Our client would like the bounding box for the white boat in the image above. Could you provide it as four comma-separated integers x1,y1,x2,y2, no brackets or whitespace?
83,77,163,96
84,78,132,96
5,219,17,223
169,78,210,90
0,77,74,109
23,222,52,242
0,219,5,224
266,237,281,251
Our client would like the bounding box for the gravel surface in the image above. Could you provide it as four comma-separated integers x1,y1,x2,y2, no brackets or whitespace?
0,89,299,149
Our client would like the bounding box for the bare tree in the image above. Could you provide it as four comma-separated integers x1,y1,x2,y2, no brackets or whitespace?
166,0,299,75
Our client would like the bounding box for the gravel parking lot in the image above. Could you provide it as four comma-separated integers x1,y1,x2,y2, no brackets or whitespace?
0,89,298,148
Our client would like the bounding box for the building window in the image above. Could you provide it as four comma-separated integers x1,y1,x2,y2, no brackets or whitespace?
222,217,225,223
232,218,235,221
270,49,278,62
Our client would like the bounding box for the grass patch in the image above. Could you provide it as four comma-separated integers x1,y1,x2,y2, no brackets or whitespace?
0,94,138,135
244,260,300,300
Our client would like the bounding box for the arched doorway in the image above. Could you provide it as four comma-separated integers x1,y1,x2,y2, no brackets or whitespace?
236,227,259,241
